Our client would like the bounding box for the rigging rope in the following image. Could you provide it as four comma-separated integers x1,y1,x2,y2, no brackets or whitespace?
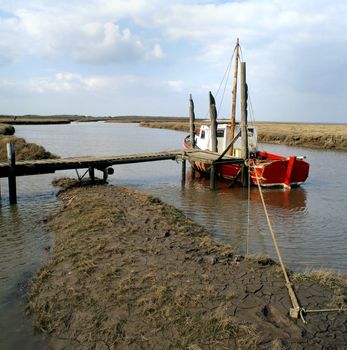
203,45,237,119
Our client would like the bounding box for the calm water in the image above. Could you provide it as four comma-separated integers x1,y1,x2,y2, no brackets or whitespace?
1,121,347,348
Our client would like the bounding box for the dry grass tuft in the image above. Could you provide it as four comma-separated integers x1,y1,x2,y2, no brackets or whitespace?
293,269,347,309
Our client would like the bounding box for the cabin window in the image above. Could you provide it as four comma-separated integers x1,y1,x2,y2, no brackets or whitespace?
200,130,205,139
217,129,224,138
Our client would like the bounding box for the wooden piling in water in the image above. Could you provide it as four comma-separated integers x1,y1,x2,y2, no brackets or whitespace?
189,94,196,149
7,143,17,204
210,164,216,190
209,91,218,153
181,158,186,186
88,167,95,183
240,62,249,188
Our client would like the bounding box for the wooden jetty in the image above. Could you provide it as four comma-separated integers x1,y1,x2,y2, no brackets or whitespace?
0,143,244,204
0,146,184,204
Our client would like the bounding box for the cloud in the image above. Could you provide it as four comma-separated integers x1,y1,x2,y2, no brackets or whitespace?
27,72,112,93
73,22,146,64
0,0,165,64
0,1,347,121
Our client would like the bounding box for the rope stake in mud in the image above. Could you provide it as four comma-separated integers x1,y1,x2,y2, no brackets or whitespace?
249,161,306,322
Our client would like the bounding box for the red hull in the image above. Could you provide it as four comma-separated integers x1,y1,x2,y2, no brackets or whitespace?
184,140,309,188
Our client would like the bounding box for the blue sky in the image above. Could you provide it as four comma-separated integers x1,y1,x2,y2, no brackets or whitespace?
0,0,346,123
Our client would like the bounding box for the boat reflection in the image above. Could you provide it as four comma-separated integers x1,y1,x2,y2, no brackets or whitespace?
186,169,307,212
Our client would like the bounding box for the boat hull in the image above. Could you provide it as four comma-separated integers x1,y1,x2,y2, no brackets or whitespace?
184,138,309,188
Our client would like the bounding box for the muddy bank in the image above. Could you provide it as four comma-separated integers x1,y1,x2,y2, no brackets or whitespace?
0,135,58,161
139,121,347,151
28,184,346,349
0,123,15,135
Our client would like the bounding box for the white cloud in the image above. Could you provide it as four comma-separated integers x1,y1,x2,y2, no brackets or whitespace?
27,73,113,93
0,0,164,64
73,22,146,64
0,1,347,121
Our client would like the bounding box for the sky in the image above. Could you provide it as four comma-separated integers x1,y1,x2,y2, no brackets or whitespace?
0,0,346,123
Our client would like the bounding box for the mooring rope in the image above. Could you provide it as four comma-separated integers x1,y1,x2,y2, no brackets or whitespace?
246,165,251,255
249,162,347,322
249,161,305,322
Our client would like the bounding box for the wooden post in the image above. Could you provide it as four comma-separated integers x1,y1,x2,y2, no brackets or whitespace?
191,164,196,179
240,62,249,187
103,169,108,183
189,94,196,148
230,38,240,155
7,143,17,204
209,91,218,152
210,164,216,190
88,167,95,183
181,158,186,185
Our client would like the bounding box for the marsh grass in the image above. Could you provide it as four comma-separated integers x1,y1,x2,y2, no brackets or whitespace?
292,268,347,309
139,121,347,151
0,135,58,161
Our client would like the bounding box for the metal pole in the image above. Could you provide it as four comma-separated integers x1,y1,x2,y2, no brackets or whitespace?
7,143,17,204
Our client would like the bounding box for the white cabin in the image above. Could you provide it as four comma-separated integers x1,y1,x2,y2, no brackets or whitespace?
195,122,257,157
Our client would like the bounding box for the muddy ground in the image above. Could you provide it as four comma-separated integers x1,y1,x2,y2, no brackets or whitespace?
27,183,347,349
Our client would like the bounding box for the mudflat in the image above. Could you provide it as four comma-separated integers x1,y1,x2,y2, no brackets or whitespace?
28,183,347,349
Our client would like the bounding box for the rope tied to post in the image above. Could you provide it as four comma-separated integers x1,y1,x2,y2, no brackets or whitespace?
248,159,307,322
248,159,347,322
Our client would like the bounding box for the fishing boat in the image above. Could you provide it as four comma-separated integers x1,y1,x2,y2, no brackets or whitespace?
183,40,309,189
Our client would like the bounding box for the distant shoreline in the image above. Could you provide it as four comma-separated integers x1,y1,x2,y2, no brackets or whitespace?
137,120,347,152
1,115,346,151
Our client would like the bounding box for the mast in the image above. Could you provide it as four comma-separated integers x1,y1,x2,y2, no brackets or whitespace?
230,38,240,155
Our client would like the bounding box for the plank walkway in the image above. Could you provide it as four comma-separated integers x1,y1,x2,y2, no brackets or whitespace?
0,150,183,178
0,148,243,203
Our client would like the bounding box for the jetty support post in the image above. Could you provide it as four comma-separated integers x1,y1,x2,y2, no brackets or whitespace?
189,94,196,179
88,166,95,183
240,62,249,187
102,168,108,183
7,143,17,204
210,164,216,190
209,91,218,153
181,156,186,186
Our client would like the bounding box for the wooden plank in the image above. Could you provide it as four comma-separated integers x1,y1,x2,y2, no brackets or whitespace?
0,151,183,178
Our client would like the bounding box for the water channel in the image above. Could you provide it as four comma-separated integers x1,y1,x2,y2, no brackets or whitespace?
1,121,346,348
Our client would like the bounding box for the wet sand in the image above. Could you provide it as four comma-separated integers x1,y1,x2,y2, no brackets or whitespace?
27,183,347,349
